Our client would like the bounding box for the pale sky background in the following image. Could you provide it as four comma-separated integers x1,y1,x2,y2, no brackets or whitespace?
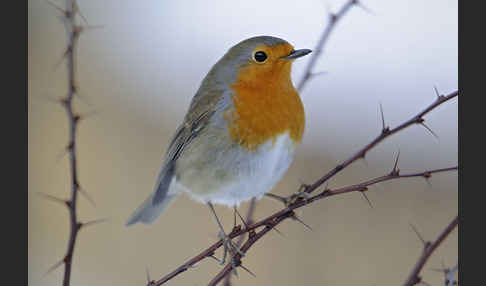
29,0,458,285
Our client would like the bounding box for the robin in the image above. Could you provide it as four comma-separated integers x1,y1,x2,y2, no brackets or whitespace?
126,35,311,273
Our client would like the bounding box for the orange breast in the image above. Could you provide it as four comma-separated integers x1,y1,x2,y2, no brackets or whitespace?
225,59,305,151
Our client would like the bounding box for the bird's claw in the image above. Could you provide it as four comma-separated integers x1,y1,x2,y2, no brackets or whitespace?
218,231,244,276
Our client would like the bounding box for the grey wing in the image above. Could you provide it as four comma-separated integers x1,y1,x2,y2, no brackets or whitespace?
152,108,215,204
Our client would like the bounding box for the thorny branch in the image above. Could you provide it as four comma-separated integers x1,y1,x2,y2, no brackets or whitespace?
41,1,102,285
297,0,363,92
303,90,458,195
402,216,458,286
60,2,81,285
149,85,457,285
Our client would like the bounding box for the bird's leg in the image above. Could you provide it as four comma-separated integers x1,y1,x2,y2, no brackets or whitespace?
207,202,245,276
233,206,249,230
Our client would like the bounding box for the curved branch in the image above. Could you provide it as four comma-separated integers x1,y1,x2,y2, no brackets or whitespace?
206,167,458,286
297,0,361,91
303,90,458,195
150,165,457,286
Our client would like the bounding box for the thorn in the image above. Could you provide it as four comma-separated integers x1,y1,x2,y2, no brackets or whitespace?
310,71,328,79
409,223,426,245
73,1,89,25
45,0,65,14
234,207,249,229
78,185,96,207
53,143,72,164
239,263,256,278
420,122,439,139
145,267,151,284
37,192,67,206
77,109,100,123
81,24,106,32
80,218,108,229
360,190,373,209
355,0,374,15
233,208,237,229
73,114,81,124
434,85,440,98
45,257,64,275
72,87,94,107
290,212,313,231
209,255,221,263
270,225,285,237
392,149,400,174
33,93,62,105
52,46,71,71
297,178,310,193
379,102,387,132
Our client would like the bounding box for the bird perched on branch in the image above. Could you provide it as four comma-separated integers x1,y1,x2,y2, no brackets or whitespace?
126,35,311,273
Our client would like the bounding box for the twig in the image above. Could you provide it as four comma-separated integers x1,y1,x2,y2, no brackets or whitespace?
60,2,82,285
302,90,458,195
297,0,361,92
42,1,102,285
206,167,457,286
402,216,458,286
150,164,457,286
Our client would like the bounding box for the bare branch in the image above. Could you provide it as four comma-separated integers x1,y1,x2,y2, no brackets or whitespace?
43,1,96,285
150,164,457,286
402,216,458,286
303,90,458,195
297,0,361,91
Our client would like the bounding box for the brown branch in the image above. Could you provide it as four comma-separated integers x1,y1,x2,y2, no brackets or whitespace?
297,0,361,92
42,1,101,285
303,90,458,195
402,216,458,286
60,2,81,286
150,164,457,286
206,167,457,286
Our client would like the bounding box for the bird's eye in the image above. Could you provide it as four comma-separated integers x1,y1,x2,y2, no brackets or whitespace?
253,51,267,63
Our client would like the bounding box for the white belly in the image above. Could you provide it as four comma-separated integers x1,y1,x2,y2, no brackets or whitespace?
175,132,296,206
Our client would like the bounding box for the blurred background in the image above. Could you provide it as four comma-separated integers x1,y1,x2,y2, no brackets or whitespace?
28,0,458,285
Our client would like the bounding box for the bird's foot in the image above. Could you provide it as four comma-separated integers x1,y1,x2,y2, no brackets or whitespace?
218,231,245,276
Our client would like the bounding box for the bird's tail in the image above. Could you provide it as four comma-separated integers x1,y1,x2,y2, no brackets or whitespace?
125,191,179,226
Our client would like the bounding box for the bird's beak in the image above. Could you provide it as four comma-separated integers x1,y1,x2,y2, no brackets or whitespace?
281,49,312,60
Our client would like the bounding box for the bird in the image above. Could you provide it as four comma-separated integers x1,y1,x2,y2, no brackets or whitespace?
126,35,311,273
